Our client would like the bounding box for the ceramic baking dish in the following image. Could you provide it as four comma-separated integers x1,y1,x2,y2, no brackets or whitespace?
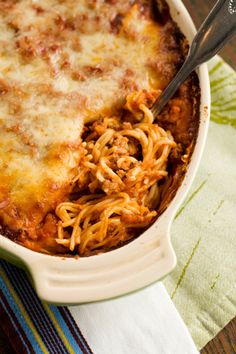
0,0,210,304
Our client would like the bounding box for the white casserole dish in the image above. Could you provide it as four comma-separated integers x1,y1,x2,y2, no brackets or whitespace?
0,0,210,305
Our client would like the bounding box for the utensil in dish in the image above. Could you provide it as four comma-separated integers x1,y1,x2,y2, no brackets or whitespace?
152,0,236,117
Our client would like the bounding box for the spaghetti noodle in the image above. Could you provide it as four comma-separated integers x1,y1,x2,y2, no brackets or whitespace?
56,91,177,256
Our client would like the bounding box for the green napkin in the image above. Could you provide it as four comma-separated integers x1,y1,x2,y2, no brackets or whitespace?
164,56,236,349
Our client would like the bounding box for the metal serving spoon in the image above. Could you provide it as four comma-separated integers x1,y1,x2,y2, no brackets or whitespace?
151,0,236,117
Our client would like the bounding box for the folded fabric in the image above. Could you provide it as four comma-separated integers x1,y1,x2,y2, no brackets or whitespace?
1,260,92,354
164,56,236,348
1,260,198,353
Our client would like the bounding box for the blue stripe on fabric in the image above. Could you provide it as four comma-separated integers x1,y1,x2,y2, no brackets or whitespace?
1,260,93,354
0,270,44,354
60,308,92,354
49,305,84,354
2,261,68,354
2,263,59,354
0,296,31,354
3,261,66,354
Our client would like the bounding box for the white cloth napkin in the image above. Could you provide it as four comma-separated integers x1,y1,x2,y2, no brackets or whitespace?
69,283,199,354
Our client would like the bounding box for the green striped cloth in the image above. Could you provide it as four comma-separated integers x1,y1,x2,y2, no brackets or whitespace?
164,56,236,349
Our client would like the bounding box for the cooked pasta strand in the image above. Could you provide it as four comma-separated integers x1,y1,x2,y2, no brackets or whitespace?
56,92,176,255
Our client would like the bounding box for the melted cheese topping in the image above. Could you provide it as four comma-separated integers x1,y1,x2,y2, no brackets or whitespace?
0,0,172,236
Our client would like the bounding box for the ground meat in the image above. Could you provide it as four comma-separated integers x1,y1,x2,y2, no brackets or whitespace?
157,75,199,147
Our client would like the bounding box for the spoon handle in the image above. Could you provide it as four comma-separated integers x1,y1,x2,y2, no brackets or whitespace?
152,0,236,117
190,0,236,64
